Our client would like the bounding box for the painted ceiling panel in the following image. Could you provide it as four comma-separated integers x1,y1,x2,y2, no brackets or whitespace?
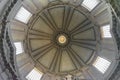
74,28,95,40
71,45,93,62
49,7,64,28
60,51,76,72
30,39,50,51
68,10,86,31
32,17,53,34
38,48,56,68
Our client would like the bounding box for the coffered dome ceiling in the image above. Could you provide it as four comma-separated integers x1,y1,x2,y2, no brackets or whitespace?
25,3,100,75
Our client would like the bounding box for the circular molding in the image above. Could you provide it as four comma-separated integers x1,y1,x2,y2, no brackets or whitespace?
25,3,100,75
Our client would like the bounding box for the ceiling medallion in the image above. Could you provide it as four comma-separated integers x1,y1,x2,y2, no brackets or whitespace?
58,35,66,44
58,35,67,44
54,32,70,47
26,3,100,75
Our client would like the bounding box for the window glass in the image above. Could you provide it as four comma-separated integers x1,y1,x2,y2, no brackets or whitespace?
81,0,100,11
26,68,43,80
101,24,112,38
93,56,111,74
15,7,32,23
14,42,23,55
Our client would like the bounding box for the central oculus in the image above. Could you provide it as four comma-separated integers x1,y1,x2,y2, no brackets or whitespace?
58,35,67,44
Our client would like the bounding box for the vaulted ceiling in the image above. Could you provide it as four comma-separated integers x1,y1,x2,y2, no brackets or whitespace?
26,3,100,75
0,0,119,80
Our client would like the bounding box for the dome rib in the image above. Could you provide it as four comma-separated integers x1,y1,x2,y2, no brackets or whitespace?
26,4,100,75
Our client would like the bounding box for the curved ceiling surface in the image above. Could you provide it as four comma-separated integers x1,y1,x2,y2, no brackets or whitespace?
26,4,100,75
